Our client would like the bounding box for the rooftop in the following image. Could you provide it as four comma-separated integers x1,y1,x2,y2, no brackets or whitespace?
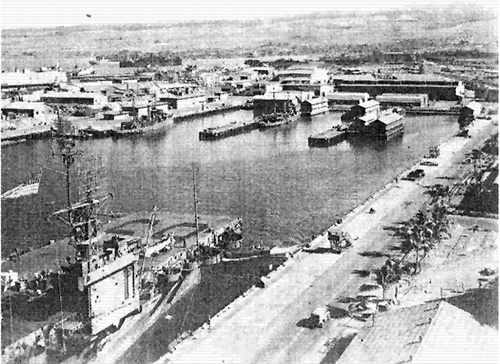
326,92,370,101
41,91,106,99
2,101,47,110
376,112,403,125
303,97,327,105
465,101,483,112
358,100,380,109
337,301,498,364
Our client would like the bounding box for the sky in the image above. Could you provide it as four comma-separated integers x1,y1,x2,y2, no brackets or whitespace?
0,0,498,29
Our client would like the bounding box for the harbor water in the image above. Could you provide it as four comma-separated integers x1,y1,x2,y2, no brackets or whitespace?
2,109,458,257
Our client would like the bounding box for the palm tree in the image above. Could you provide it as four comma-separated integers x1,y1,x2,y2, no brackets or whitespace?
375,259,403,300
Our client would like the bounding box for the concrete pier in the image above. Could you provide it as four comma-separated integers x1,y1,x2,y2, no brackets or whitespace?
155,117,496,364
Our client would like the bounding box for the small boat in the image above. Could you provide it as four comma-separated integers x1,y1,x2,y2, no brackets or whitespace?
222,245,271,261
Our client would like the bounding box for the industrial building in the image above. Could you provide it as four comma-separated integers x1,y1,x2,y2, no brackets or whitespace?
325,92,370,110
365,112,404,139
342,100,381,122
1,70,67,89
281,83,334,97
154,83,206,109
40,91,108,106
220,80,253,96
375,93,429,108
337,301,498,364
332,74,464,101
247,82,282,96
160,94,206,109
1,101,50,119
276,66,329,84
253,91,313,117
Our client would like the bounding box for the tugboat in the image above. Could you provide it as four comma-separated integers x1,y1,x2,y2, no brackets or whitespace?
112,100,173,137
258,112,299,128
258,99,300,128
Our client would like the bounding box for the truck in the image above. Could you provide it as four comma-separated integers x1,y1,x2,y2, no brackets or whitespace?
327,230,353,254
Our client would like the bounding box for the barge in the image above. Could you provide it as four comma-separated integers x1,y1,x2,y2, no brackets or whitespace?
199,119,259,140
308,125,347,147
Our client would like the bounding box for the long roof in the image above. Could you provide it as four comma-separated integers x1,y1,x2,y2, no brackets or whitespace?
336,301,498,364
326,92,370,101
376,94,427,102
2,101,47,110
41,91,106,99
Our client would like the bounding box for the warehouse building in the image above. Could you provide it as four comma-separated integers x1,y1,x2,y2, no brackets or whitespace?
342,99,380,122
1,70,67,89
332,74,464,101
365,112,404,139
326,92,370,110
1,101,50,119
154,83,206,109
41,91,108,106
375,93,429,108
276,66,329,84
281,82,333,97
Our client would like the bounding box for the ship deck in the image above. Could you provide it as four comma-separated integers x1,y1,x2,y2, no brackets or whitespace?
1,211,237,280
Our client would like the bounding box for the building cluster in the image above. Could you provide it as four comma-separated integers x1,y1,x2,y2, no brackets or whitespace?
0,59,486,133
341,99,404,138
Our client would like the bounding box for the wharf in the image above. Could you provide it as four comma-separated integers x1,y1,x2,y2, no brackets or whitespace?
1,126,52,142
1,211,237,280
157,117,496,364
1,103,249,143
406,103,461,115
199,119,259,140
308,127,346,147
174,104,244,122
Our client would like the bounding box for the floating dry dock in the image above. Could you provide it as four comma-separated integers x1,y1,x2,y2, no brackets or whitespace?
308,127,347,147
199,119,259,140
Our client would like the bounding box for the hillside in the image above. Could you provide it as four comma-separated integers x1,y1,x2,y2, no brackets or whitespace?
1,4,497,70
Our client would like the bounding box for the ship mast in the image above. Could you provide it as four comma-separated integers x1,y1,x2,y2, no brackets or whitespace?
192,164,200,247
52,132,112,259
53,109,82,222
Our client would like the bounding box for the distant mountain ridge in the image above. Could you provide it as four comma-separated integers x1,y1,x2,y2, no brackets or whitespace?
1,4,497,70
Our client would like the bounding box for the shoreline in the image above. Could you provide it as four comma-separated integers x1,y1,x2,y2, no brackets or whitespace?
1,101,249,144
